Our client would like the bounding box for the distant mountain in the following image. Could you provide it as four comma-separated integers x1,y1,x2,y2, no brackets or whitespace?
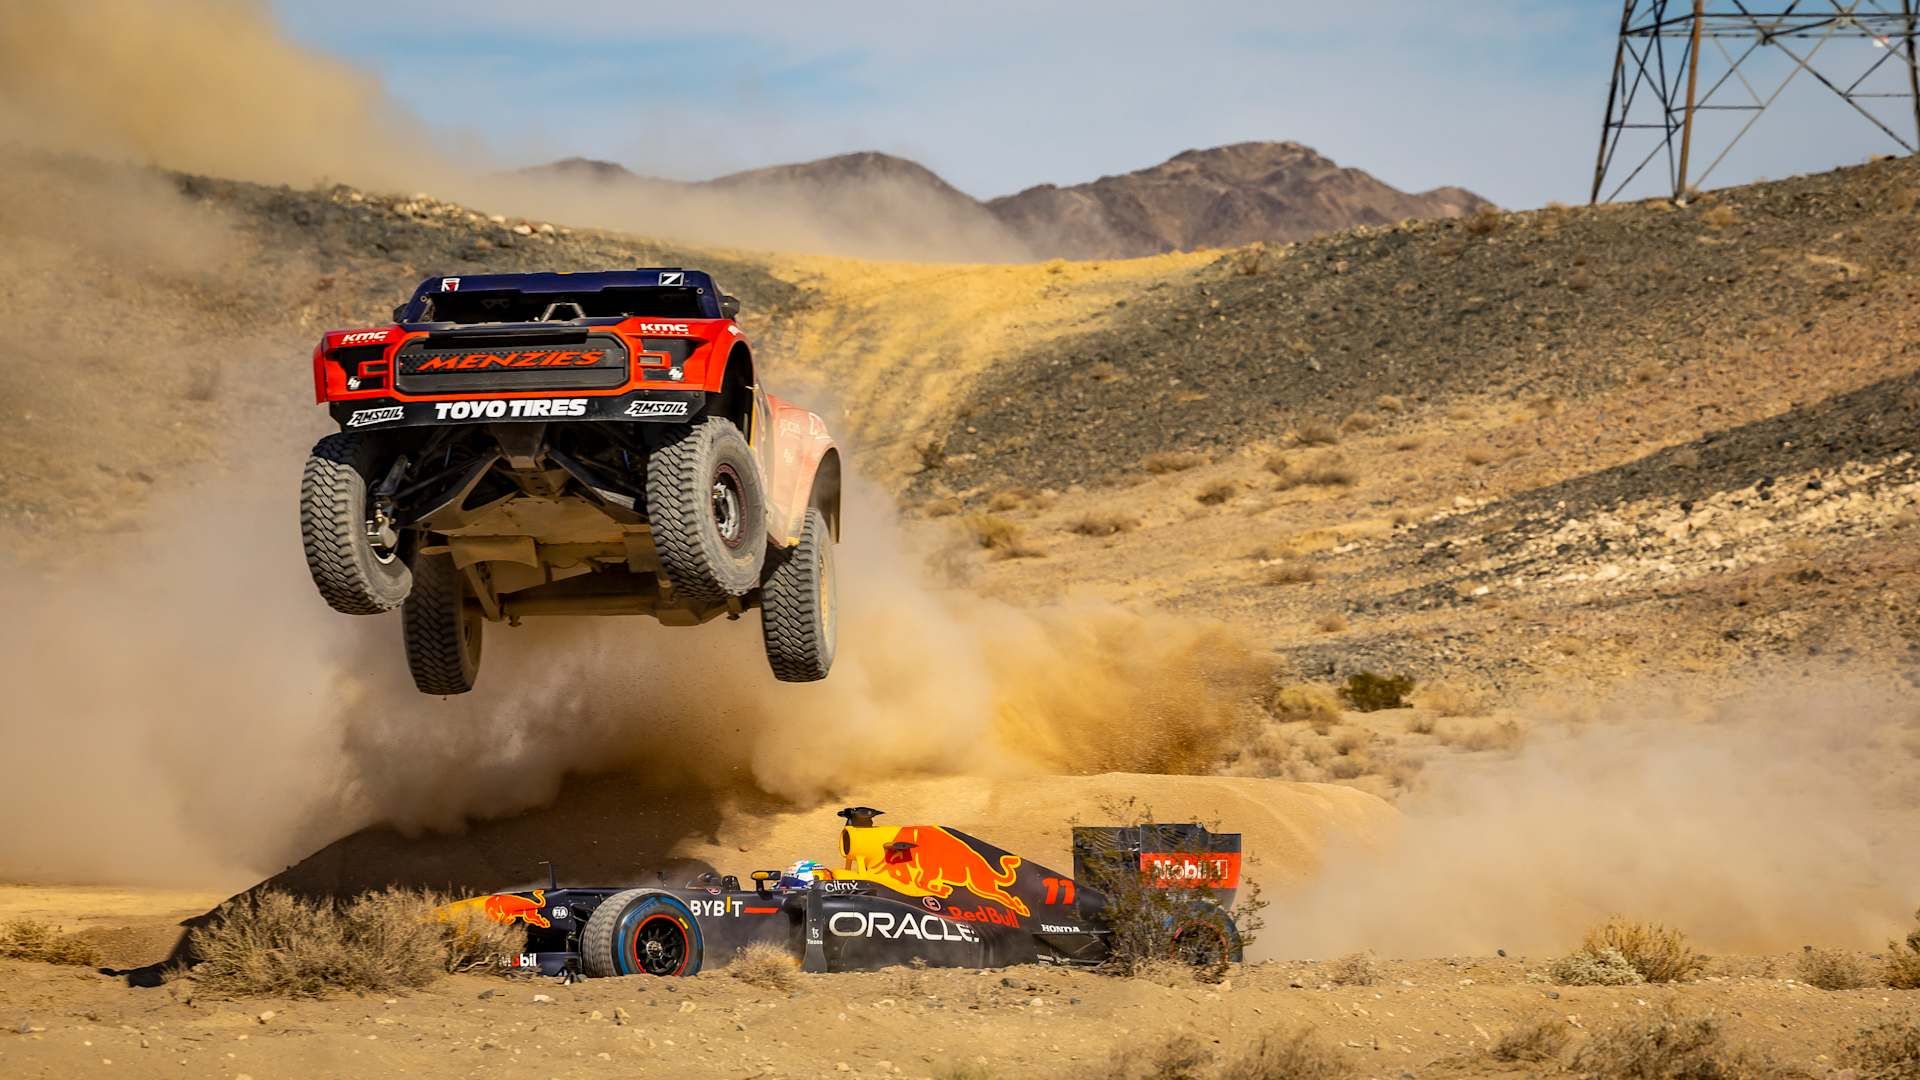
986,142,1493,259
516,142,1489,261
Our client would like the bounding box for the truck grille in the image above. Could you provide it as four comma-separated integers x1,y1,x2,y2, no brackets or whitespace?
393,330,631,394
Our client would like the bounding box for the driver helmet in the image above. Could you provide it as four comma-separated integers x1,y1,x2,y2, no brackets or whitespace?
780,859,827,889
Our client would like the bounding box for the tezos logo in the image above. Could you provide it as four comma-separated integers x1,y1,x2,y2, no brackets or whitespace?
433,398,587,421
827,911,977,944
339,330,390,345
636,322,690,334
624,399,690,419
346,406,404,428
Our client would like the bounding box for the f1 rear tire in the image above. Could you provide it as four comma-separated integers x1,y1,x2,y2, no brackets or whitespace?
645,419,767,603
761,507,836,682
301,432,411,614
403,552,482,695
581,889,704,978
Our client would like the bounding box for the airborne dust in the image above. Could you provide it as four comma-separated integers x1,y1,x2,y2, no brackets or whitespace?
1,0,1917,960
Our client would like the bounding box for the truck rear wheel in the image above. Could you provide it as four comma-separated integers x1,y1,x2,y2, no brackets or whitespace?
403,551,482,695
761,507,836,682
645,418,766,603
301,432,411,614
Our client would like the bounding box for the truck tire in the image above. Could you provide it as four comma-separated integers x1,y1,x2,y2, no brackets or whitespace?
581,889,704,978
301,432,411,614
645,418,766,603
761,507,836,682
403,551,482,695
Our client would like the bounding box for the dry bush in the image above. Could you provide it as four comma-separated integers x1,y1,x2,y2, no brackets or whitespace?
1268,685,1342,729
729,941,800,992
1144,451,1206,475
190,888,522,998
1577,916,1704,983
1326,950,1380,986
1294,421,1340,447
1078,810,1265,982
1375,394,1405,414
1087,360,1126,383
916,440,946,471
0,918,100,967
1797,947,1873,991
1445,719,1526,753
1262,561,1319,586
1549,945,1646,986
1566,267,1594,292
921,497,962,518
1100,1031,1214,1080
1315,613,1349,634
987,488,1031,512
1196,479,1238,506
1274,454,1356,490
1232,244,1270,276
439,903,526,974
1330,728,1370,756
1067,510,1140,537
1699,203,1740,228
1526,394,1565,419
1886,907,1920,989
1842,1021,1920,1078
1489,1015,1573,1064
1340,410,1378,434
1573,1008,1781,1080
1263,451,1293,476
1463,447,1493,466
1464,206,1504,236
1216,1025,1354,1080
1405,712,1437,735
1411,684,1489,718
1339,672,1413,712
962,514,1040,558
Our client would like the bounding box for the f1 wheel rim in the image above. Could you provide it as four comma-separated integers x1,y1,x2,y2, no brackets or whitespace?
1173,923,1230,968
626,913,690,977
711,463,745,550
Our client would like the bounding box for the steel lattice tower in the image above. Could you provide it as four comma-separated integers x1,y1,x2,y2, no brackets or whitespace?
1591,0,1920,203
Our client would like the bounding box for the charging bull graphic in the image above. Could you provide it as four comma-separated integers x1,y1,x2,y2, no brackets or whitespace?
482,889,553,929
844,825,1030,917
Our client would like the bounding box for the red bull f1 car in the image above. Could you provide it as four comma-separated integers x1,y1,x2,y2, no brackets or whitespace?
440,808,1244,978
300,269,840,694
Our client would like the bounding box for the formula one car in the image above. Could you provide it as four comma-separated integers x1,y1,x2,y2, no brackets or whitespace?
440,808,1244,978
301,269,840,694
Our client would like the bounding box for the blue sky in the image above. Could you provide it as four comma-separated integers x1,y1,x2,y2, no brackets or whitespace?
272,1,1918,208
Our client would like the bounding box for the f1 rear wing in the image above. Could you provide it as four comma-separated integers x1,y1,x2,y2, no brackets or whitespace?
1071,823,1243,907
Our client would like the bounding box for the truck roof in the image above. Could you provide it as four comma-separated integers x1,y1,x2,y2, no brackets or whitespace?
399,269,725,323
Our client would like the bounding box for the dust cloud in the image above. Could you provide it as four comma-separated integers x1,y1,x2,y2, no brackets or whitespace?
0,0,1027,261
1273,685,1920,957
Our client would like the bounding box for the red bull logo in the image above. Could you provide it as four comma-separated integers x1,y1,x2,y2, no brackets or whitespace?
865,826,1030,917
482,889,552,929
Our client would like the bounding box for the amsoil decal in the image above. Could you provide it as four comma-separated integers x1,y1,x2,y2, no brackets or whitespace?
413,350,607,371
1141,852,1242,890
346,406,404,428
826,911,978,943
434,399,587,420
625,399,690,418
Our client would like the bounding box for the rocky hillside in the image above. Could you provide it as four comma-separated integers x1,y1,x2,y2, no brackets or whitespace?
522,142,1486,261
988,141,1490,259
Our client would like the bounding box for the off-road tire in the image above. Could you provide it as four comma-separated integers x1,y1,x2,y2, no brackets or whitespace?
301,432,411,614
761,507,836,682
581,888,704,978
645,418,766,603
403,551,482,695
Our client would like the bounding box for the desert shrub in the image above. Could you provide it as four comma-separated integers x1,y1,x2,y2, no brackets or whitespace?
987,488,1031,512
1464,206,1503,236
438,902,525,974
1406,712,1437,735
1375,394,1405,414
921,497,962,518
1446,719,1526,753
1464,447,1493,466
1411,684,1489,717
1573,1008,1779,1080
1577,916,1703,983
1231,244,1270,277
1842,1021,1920,1079
1294,422,1339,447
190,887,523,997
1326,950,1379,986
1548,945,1646,986
962,514,1040,558
729,941,800,992
1144,451,1206,475
1315,613,1348,634
0,918,100,966
1489,1015,1573,1064
1098,1031,1214,1080
1339,411,1379,435
916,440,946,471
1079,804,1264,981
1699,203,1740,228
1885,907,1920,989
1087,360,1125,383
1797,947,1873,991
1216,1025,1353,1080
1339,672,1413,712
1196,479,1238,506
1262,561,1319,586
1268,685,1342,730
1567,268,1593,292
1274,455,1356,490
1067,510,1140,537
